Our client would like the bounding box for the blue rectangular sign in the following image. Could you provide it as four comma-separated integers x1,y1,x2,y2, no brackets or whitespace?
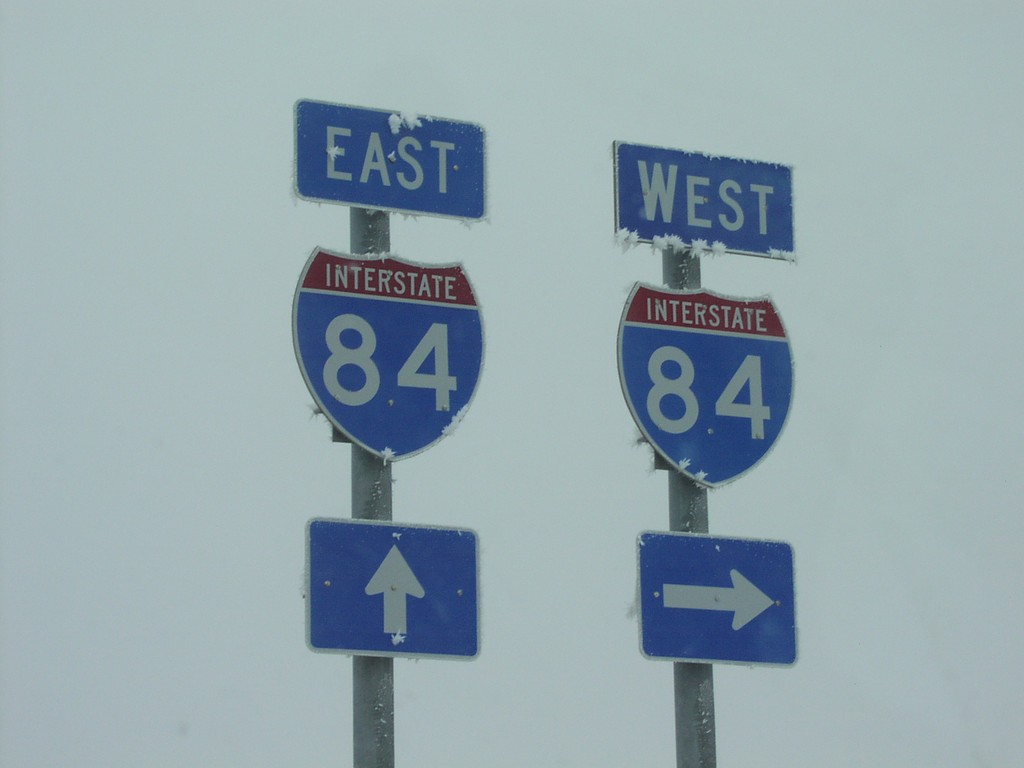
614,142,794,259
307,518,479,659
637,532,796,665
295,99,486,220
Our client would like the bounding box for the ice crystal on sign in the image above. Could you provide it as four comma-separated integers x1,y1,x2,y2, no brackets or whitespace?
327,145,343,159
690,239,709,257
678,458,692,471
652,235,687,253
694,470,708,481
769,248,796,263
711,240,727,257
381,447,395,463
388,112,424,135
614,228,639,252
391,633,406,645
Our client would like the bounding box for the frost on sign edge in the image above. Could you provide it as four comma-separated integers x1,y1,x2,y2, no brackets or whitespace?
442,405,470,437
616,230,794,261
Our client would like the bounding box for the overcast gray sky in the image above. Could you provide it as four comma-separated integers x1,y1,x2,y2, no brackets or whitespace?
3,2,1023,766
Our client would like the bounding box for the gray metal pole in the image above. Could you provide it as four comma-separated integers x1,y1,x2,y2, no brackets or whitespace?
349,207,395,768
662,247,716,768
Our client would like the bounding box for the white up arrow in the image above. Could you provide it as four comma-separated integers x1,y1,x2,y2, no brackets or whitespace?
662,569,774,630
365,545,425,637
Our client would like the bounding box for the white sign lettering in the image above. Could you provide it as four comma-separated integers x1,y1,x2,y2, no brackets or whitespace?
326,127,457,195
637,160,775,237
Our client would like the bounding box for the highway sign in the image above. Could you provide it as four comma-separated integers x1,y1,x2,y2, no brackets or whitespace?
293,247,484,461
614,142,793,259
637,532,796,665
295,99,486,220
617,283,793,487
307,518,479,659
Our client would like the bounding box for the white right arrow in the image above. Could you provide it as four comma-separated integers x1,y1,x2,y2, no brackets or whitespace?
364,545,425,636
662,569,774,630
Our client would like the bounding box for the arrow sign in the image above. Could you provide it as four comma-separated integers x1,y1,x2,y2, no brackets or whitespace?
364,545,425,636
662,569,773,630
638,532,796,666
307,518,479,659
